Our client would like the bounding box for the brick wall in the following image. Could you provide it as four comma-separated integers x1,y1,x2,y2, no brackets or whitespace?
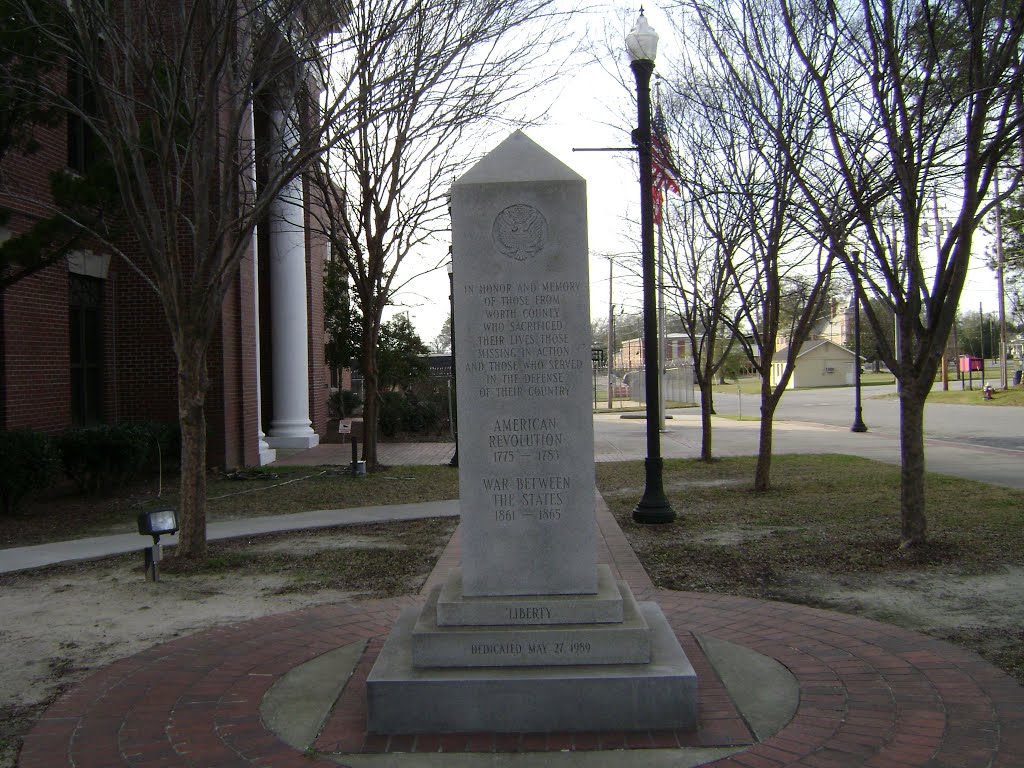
0,263,72,432
1,117,70,433
1,70,326,467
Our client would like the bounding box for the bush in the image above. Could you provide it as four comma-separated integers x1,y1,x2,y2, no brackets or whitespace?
57,422,173,494
0,430,60,514
376,380,452,438
378,391,407,437
342,389,363,416
134,421,181,474
328,389,363,419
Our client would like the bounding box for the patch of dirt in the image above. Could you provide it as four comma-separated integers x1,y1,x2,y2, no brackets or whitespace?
776,566,1024,684
779,566,1024,633
0,521,453,768
632,524,1024,687
689,526,804,546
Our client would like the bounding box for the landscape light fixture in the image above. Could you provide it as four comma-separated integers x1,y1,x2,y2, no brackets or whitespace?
627,10,675,524
137,508,178,582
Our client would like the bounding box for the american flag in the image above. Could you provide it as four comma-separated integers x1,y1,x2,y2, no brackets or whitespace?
651,104,680,225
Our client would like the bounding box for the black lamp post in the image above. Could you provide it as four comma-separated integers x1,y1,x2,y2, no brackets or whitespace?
627,11,675,524
447,259,459,466
851,250,868,433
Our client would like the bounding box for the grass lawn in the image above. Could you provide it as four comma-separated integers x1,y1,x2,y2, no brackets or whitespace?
714,372,896,395
925,386,1024,406
597,454,1024,683
0,464,460,547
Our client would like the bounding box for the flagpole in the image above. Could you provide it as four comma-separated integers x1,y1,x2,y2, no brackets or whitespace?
652,80,673,434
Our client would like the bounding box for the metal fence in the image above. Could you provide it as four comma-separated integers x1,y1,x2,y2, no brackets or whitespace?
589,360,695,409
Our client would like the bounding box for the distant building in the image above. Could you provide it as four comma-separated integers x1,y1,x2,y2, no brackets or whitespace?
771,339,858,389
817,295,856,347
613,332,692,371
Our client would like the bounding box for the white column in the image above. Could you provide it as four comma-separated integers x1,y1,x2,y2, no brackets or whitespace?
252,222,278,463
265,106,318,449
248,100,276,465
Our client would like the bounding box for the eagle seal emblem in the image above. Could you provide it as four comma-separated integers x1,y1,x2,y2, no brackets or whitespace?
492,204,548,262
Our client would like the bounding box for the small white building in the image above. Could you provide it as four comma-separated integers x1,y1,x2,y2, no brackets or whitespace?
771,339,858,389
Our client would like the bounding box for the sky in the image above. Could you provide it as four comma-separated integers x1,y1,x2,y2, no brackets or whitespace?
383,5,1004,350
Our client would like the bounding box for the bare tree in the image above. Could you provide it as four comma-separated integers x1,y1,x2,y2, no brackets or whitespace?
775,0,1021,546
658,90,745,460
685,0,1023,544
307,0,576,467
13,0,359,558
670,2,836,490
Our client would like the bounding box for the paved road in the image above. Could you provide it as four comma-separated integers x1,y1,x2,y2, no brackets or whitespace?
707,382,1024,452
593,385,1024,491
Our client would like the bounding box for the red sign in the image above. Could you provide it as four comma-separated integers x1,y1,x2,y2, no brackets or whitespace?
958,356,982,372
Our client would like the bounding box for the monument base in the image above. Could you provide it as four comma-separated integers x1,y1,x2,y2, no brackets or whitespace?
437,566,625,626
412,578,651,667
366,600,697,734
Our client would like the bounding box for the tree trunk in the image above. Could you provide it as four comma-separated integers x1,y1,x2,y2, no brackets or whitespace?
700,379,714,461
175,347,209,560
361,325,380,467
898,380,928,547
754,389,777,492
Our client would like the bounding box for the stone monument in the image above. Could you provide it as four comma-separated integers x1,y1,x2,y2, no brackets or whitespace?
366,131,697,733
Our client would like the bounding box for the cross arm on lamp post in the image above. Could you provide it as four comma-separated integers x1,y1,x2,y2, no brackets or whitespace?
627,10,675,524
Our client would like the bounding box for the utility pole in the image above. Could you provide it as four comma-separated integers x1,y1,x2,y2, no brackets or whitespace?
994,174,1009,389
933,191,949,390
607,258,614,409
980,302,986,385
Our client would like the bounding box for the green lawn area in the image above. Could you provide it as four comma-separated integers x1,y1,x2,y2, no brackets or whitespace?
925,386,1024,406
714,373,896,395
715,372,1024,403
1,464,460,547
597,453,1024,682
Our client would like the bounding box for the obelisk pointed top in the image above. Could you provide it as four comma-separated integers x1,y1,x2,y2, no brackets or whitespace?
454,130,584,186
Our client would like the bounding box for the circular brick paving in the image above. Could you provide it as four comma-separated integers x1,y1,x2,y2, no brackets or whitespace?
16,588,1024,767
16,504,1024,767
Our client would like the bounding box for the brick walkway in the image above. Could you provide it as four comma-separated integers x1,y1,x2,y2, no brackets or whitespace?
18,501,1024,767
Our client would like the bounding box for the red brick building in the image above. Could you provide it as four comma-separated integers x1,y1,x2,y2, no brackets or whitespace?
0,80,328,469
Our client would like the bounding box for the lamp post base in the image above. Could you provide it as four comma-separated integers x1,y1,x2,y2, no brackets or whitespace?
851,408,868,433
632,457,676,524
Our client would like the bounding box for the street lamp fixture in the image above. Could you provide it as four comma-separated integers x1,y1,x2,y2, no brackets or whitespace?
627,10,675,524
851,250,868,433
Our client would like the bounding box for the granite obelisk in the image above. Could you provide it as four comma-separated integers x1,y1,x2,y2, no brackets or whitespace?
366,132,696,734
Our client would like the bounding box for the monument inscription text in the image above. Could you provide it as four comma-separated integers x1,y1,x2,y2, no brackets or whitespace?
452,148,596,596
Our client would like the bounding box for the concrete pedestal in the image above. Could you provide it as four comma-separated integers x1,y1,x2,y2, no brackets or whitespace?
367,599,697,734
